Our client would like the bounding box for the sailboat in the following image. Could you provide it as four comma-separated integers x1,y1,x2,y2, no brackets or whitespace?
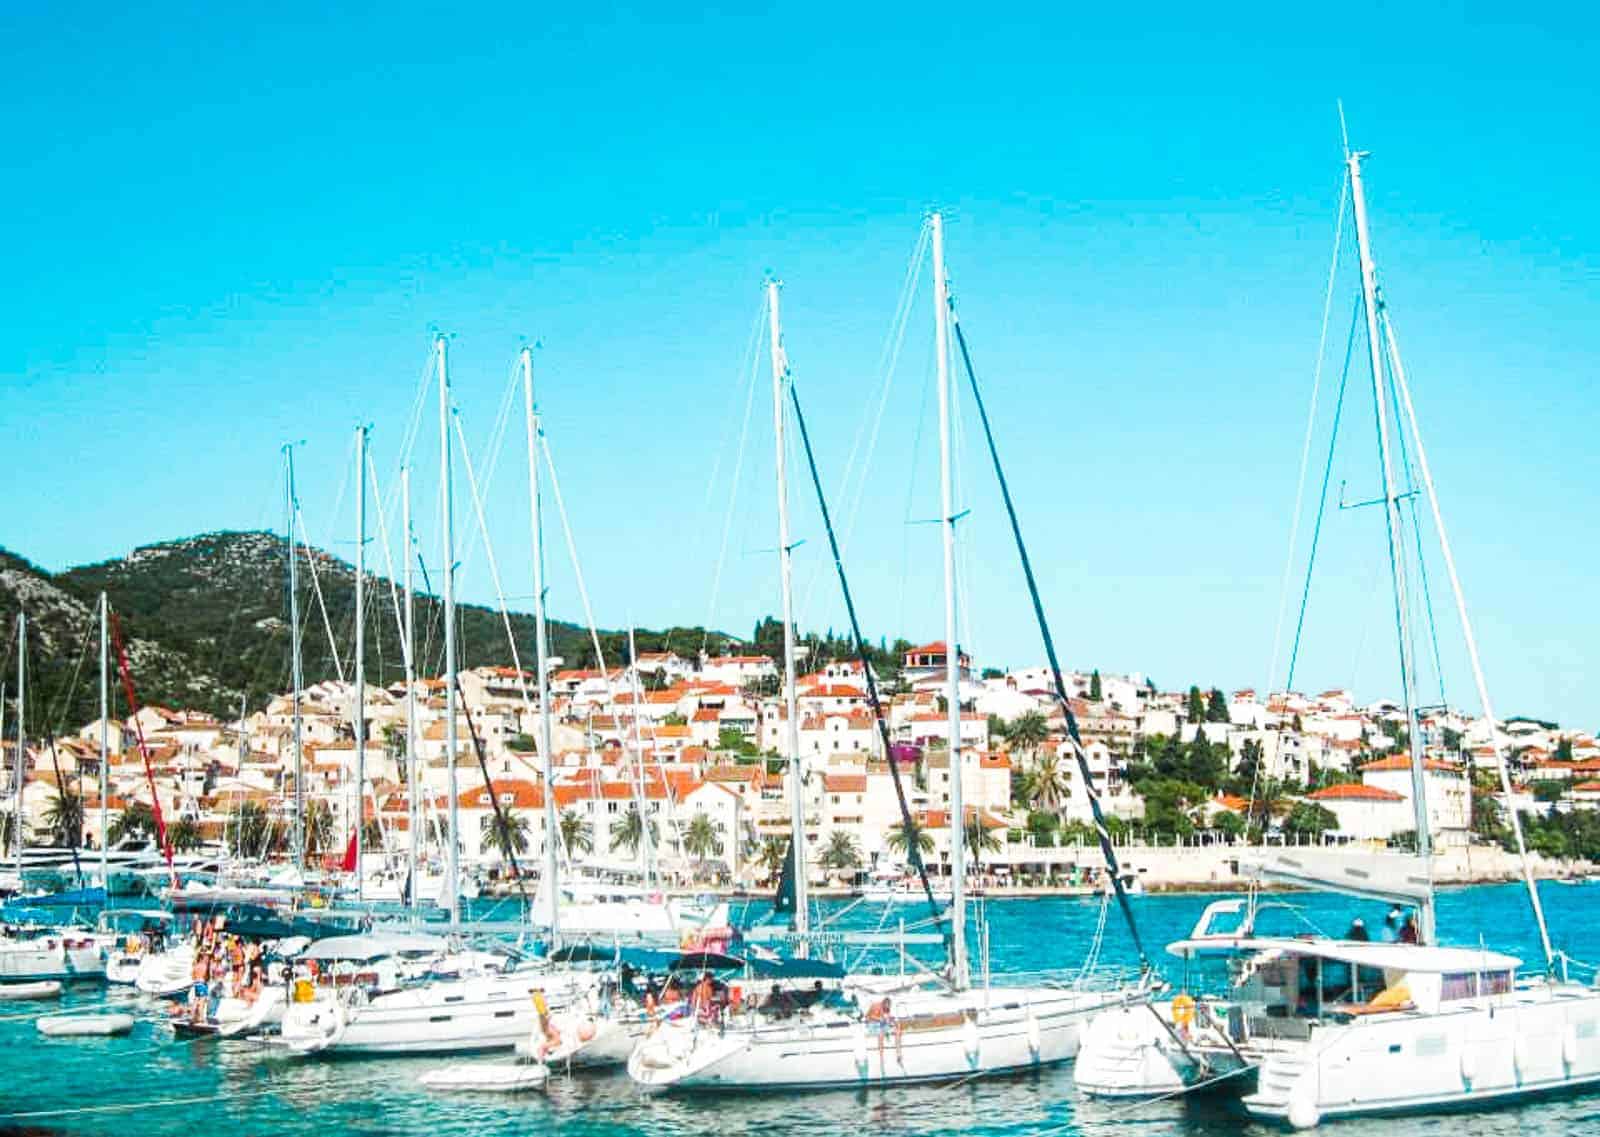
630,220,1153,1091
1077,144,1600,1129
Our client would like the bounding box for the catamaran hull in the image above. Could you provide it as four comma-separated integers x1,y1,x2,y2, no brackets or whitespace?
1075,1001,1252,1099
1244,985,1600,1129
629,987,1129,1091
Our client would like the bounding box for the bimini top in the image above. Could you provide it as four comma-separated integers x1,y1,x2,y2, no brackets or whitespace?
1167,934,1521,973
296,932,449,962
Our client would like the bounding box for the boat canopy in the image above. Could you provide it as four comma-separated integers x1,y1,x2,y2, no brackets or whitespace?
1167,934,1520,973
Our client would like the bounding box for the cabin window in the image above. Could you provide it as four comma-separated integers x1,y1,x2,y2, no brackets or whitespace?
1441,973,1478,1001
1481,970,1512,996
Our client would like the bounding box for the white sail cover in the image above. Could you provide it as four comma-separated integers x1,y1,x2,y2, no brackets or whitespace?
1243,849,1434,906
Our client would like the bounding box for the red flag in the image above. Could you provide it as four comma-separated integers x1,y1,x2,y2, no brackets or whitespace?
340,830,358,873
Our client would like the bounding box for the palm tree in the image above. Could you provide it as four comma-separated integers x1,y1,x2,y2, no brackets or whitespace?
1006,711,1050,761
964,812,1003,872
608,806,657,856
559,810,593,858
485,808,529,860
755,835,788,884
1022,752,1072,816
886,820,934,857
819,830,861,874
303,800,335,857
108,800,155,845
42,791,83,848
682,813,722,862
169,817,203,853
227,801,271,857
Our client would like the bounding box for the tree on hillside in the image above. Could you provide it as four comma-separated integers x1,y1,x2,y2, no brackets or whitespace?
887,821,934,858
486,808,529,860
683,813,722,861
43,791,83,848
1186,686,1206,722
1006,711,1049,762
1206,688,1230,723
964,813,1003,872
1021,753,1073,816
108,800,156,845
820,830,862,873
1089,670,1103,701
1282,801,1340,839
559,810,593,857
1557,737,1575,763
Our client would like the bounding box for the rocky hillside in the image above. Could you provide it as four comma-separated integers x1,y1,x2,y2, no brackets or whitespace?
1,531,731,731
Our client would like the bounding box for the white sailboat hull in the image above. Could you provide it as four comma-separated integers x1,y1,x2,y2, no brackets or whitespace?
0,934,107,982
1244,983,1600,1128
279,970,599,1055
629,985,1132,1090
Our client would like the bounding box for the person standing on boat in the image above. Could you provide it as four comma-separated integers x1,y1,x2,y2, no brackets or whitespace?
1379,907,1404,942
1346,917,1370,941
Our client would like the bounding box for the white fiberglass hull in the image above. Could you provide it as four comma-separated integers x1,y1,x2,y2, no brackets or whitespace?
0,934,107,982
1075,1000,1244,1099
1244,982,1600,1129
629,985,1137,1091
279,971,598,1056
135,945,195,997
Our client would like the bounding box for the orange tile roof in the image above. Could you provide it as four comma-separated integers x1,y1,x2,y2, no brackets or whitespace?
1359,756,1462,774
1309,783,1405,802
824,773,867,793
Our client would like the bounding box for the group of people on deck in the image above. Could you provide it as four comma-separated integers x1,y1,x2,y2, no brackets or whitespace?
178,916,270,1023
1346,907,1420,944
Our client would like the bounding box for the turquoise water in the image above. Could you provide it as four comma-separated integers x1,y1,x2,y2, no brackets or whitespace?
4,883,1600,1136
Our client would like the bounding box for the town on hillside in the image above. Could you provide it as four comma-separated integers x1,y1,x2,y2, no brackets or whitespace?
7,641,1599,890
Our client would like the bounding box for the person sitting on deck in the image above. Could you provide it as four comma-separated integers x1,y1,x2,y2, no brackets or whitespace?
1399,913,1420,944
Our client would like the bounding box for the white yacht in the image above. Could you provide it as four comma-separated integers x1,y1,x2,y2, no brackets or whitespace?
0,925,110,982
277,932,598,1055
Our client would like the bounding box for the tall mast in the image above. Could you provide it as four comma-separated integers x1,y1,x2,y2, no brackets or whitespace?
14,613,25,881
403,467,420,915
522,346,559,937
626,625,656,889
931,211,968,987
437,334,461,925
353,424,368,899
766,280,808,947
99,594,108,889
1348,151,1432,939
285,445,306,870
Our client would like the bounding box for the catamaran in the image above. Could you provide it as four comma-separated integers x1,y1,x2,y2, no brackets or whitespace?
1076,141,1600,1129
631,219,1156,1091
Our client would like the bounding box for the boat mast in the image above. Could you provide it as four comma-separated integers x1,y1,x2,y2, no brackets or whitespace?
403,467,420,916
931,211,968,988
353,424,368,899
284,444,306,871
1379,311,1556,968
14,613,24,882
1348,150,1433,941
626,624,656,890
767,279,809,949
437,334,461,926
99,593,108,889
522,346,560,938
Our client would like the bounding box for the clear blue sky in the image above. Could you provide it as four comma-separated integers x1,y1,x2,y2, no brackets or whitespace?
2,4,1595,729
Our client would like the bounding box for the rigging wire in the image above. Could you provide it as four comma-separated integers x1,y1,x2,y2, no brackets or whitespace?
948,298,1152,973
1265,172,1351,703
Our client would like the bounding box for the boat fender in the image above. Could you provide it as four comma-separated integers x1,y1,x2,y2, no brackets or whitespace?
1513,1032,1529,1080
1025,1009,1042,1057
962,1014,980,1065
1287,1088,1320,1130
853,1023,869,1071
1459,1047,1476,1083
1564,1024,1579,1068
577,1019,597,1043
